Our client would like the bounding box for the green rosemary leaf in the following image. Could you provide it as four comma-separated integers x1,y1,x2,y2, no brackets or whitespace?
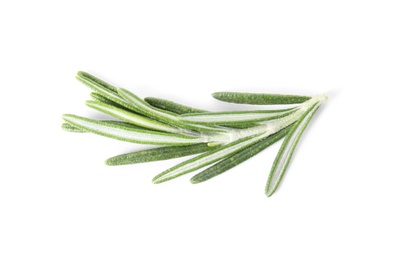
144,97,207,114
145,96,259,129
152,133,268,184
179,108,297,125
86,100,181,133
90,92,128,110
118,88,227,133
76,72,136,111
77,71,118,93
100,120,148,129
212,92,311,105
62,114,208,146
190,126,292,184
265,101,323,197
62,123,86,133
106,143,216,166
62,120,147,133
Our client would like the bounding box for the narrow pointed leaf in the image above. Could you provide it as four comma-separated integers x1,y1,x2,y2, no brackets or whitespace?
152,133,268,184
90,92,129,110
76,71,136,111
145,96,259,129
62,114,208,146
106,143,216,166
179,108,297,125
144,97,207,114
191,126,291,184
62,120,147,133
62,123,86,133
86,100,181,134
118,88,227,133
212,92,311,105
265,102,322,197
77,71,118,92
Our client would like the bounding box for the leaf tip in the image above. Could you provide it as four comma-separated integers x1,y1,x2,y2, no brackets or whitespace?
62,114,73,121
104,159,113,166
116,87,126,95
265,189,274,197
76,71,88,80
152,177,161,184
211,92,221,99
190,176,200,184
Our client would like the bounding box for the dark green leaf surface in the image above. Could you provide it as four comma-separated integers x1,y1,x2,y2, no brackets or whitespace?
106,143,215,166
191,126,291,184
144,97,206,114
212,92,311,105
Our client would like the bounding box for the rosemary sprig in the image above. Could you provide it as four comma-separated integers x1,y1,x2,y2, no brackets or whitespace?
63,71,327,197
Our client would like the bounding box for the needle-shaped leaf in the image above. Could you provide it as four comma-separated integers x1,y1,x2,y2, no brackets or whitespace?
106,143,216,166
76,71,136,111
62,120,147,133
179,108,297,125
145,96,259,129
190,126,291,184
118,88,227,133
62,114,208,146
152,133,268,184
212,92,311,105
144,97,207,114
90,92,129,110
62,123,86,133
77,71,118,92
265,101,323,197
86,100,181,133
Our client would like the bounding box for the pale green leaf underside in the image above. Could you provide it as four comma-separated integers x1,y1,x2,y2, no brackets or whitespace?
118,88,227,133
86,100,180,134
62,114,207,146
62,123,86,133
62,120,147,133
152,133,267,184
76,72,136,111
265,102,322,197
179,107,297,125
90,92,128,110
190,126,292,184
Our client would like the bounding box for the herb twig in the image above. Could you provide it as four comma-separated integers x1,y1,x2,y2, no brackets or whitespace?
63,72,327,197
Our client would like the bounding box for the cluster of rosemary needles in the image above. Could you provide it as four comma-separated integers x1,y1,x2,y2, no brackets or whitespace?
62,71,327,197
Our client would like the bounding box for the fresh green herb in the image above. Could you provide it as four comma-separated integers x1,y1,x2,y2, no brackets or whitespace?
63,71,327,197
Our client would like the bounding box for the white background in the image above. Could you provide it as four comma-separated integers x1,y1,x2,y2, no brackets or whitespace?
1,1,398,259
